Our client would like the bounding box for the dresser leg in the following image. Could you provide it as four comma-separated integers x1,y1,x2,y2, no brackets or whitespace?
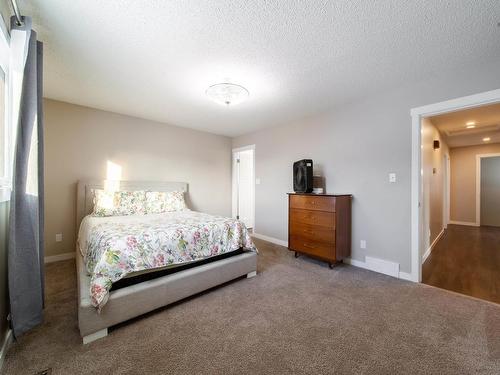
328,262,334,269
294,251,299,258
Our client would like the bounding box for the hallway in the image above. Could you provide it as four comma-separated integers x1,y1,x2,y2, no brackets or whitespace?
422,224,500,304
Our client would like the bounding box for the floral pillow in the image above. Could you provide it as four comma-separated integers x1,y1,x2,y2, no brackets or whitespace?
92,189,146,217
145,191,187,214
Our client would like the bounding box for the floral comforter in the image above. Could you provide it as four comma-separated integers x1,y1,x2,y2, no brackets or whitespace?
79,210,256,310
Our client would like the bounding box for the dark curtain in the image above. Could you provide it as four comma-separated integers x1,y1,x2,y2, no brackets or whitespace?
8,17,44,338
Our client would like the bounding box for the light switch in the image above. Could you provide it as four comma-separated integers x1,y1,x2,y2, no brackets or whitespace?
55,233,63,242
255,178,261,185
360,240,367,249
389,173,397,183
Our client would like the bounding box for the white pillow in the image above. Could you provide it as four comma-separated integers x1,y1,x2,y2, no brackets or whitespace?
145,191,186,214
92,189,146,217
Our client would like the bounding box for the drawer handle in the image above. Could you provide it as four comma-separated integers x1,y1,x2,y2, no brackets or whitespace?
303,229,314,234
303,243,315,249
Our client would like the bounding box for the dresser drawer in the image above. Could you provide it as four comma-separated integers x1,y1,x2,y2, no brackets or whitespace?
289,236,335,260
290,208,335,228
290,222,335,243
289,194,335,212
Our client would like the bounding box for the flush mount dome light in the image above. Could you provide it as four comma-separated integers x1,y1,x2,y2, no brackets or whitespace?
206,83,249,106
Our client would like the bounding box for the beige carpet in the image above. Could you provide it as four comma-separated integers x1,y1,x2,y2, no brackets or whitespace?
3,238,500,374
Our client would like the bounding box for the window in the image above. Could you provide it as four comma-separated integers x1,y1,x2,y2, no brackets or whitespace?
0,17,11,202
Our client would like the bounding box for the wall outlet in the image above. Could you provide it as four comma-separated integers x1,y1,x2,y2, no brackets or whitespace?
389,173,397,183
360,240,367,249
55,233,63,242
255,178,261,185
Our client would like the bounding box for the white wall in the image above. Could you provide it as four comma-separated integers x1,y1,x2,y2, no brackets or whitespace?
233,60,500,273
44,99,232,256
480,156,500,227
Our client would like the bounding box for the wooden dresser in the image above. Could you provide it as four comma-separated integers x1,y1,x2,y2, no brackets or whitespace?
288,193,352,268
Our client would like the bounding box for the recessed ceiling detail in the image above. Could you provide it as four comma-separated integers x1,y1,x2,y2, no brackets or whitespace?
444,123,500,137
429,102,500,148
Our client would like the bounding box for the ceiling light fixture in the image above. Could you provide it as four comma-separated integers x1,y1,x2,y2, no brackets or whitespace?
206,83,249,106
483,137,491,142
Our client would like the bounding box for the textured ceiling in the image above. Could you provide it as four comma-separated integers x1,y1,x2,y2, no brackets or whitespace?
430,102,500,148
21,0,500,137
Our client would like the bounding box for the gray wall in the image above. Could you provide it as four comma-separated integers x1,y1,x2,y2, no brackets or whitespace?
481,156,500,227
233,60,500,273
44,99,232,257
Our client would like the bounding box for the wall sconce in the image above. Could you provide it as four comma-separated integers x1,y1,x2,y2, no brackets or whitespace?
433,140,440,150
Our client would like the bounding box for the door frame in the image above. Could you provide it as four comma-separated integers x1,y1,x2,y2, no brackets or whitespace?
410,88,500,282
232,144,255,229
476,153,500,226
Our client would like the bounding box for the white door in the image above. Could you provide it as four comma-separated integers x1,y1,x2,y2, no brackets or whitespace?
232,147,255,229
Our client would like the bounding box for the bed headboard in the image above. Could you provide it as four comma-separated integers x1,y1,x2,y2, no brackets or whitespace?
76,180,189,228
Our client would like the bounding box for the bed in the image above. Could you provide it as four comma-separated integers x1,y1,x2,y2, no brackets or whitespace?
76,180,258,344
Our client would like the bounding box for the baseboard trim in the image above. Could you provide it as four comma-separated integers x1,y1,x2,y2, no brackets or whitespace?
0,329,13,371
398,272,413,281
448,220,479,227
343,257,366,268
44,252,75,264
345,256,413,281
252,234,416,282
422,228,445,263
364,256,399,278
251,233,288,247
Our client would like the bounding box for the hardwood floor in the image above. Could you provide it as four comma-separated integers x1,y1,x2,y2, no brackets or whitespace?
422,224,500,304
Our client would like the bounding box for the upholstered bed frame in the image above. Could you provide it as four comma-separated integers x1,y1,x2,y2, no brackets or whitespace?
76,180,257,344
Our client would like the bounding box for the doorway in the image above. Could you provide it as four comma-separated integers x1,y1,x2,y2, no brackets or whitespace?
415,98,500,304
232,145,255,230
411,89,500,283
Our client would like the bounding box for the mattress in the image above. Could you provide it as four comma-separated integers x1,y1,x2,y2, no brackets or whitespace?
78,210,256,310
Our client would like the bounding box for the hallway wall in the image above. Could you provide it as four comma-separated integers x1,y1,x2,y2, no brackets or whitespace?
422,118,449,256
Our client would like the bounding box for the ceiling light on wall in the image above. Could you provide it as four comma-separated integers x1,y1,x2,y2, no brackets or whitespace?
483,137,491,142
206,83,249,106
466,121,476,129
